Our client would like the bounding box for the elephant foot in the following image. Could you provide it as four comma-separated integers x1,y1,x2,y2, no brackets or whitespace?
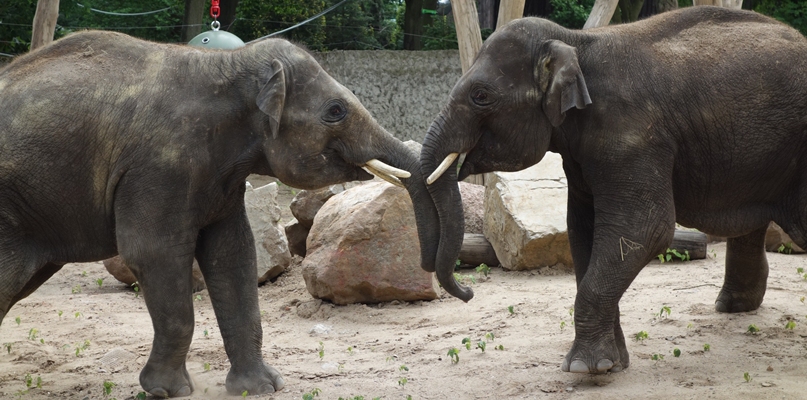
139,362,193,398
561,329,628,374
225,363,285,395
715,284,765,313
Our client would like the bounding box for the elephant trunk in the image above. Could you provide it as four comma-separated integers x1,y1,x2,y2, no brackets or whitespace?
416,122,474,302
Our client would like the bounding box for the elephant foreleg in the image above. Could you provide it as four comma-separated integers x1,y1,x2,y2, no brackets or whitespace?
715,225,769,313
195,204,284,395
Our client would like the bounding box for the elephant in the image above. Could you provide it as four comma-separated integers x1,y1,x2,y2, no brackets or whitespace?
412,6,807,375
0,31,436,397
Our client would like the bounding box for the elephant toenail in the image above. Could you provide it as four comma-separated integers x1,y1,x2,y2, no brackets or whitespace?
148,387,169,398
597,359,614,372
561,358,570,372
569,360,589,373
175,386,192,397
257,383,276,394
610,363,624,372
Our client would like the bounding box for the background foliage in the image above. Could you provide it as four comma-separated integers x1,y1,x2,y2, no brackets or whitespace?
1,0,806,57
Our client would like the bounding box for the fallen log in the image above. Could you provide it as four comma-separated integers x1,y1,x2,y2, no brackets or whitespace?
459,233,500,267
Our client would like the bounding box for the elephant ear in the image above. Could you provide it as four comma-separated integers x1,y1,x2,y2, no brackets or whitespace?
538,40,591,127
256,59,286,139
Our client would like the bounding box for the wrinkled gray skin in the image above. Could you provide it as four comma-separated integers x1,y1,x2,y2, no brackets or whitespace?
415,7,807,374
0,31,436,397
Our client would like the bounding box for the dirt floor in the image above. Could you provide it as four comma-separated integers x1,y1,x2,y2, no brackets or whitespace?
2,182,807,399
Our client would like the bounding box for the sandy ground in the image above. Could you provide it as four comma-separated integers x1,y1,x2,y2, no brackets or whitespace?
2,193,807,400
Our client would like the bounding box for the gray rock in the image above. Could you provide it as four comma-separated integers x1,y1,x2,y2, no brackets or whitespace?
290,185,347,228
459,182,484,235
244,182,292,283
302,182,439,304
284,219,310,257
483,153,573,271
765,221,805,254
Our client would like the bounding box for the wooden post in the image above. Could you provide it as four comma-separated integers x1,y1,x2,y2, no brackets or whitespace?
451,0,483,74
693,0,742,8
583,0,619,29
181,0,206,43
31,0,60,51
496,0,526,31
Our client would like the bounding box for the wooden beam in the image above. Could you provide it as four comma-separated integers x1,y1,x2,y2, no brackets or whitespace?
459,234,500,267
583,0,619,29
451,0,483,73
31,0,60,51
496,0,526,31
693,0,742,8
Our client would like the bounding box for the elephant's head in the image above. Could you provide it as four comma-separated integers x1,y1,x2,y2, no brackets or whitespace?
416,20,591,301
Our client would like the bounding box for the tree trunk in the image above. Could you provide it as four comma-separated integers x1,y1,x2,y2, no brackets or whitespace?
583,0,619,29
459,234,500,267
496,0,526,30
31,0,59,51
693,0,742,8
452,0,483,72
404,0,424,50
478,0,497,30
218,0,239,31
181,0,206,43
655,0,678,13
613,0,645,23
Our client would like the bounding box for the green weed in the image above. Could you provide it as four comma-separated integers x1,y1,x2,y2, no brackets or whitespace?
507,305,515,315
657,248,690,262
317,341,325,360
475,263,491,277
15,316,20,326
447,347,460,364
673,348,681,357
634,331,648,342
778,243,793,254
747,324,760,334
657,306,671,319
703,343,710,351
786,320,797,330
743,372,752,383
102,380,116,396
302,388,321,400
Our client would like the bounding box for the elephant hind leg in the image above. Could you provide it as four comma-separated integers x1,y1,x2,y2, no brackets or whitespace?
0,248,62,326
715,225,769,313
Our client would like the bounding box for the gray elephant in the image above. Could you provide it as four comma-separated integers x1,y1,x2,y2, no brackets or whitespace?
411,7,807,374
0,31,435,397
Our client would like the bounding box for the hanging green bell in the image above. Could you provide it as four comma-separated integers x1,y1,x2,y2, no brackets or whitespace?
188,21,245,50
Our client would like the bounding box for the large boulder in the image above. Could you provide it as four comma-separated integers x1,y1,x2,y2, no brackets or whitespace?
284,218,310,257
244,182,292,283
483,153,573,271
302,182,439,304
290,184,348,228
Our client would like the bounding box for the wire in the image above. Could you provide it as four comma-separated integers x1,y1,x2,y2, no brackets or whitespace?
0,52,15,58
76,3,173,17
247,0,351,44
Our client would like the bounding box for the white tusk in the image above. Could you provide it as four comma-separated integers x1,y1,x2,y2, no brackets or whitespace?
363,166,405,188
426,153,459,185
366,159,411,179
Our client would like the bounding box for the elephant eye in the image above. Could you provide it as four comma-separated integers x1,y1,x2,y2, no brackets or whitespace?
323,101,347,123
471,89,490,106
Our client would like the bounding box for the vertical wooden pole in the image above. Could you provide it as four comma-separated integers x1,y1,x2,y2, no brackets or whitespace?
583,0,619,29
31,0,60,51
181,0,206,43
451,0,483,74
496,0,526,31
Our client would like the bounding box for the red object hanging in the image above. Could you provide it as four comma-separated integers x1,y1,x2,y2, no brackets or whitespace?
210,0,220,19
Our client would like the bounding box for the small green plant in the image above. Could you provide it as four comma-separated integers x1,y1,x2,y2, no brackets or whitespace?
194,294,202,301
485,332,495,342
462,337,471,350
786,320,797,330
476,341,486,352
57,310,63,318
398,377,408,387
3,343,11,354
96,278,104,287
507,305,515,315
801,296,805,303
747,324,760,334
399,365,409,372
495,344,504,350
657,248,690,262
203,362,211,372
241,390,248,397
35,376,42,389
14,316,20,326
560,320,566,331
634,331,648,342
347,346,354,355
657,306,671,319
302,388,322,400
135,392,147,400
72,285,81,294
74,312,82,319
203,329,209,338
75,340,90,356
778,242,794,254
132,282,140,297
317,341,325,360
673,348,681,357
103,380,116,396
687,323,694,330
475,263,491,277
447,347,460,364
651,353,664,361
797,267,804,274
453,272,476,284
744,372,752,383
81,271,87,277
27,328,39,341
455,259,461,269
24,373,32,388
703,343,711,351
